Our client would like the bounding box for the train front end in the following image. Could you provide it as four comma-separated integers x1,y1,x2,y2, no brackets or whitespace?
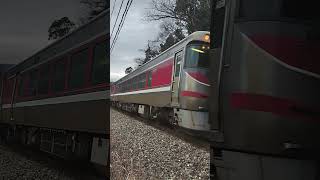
176,32,211,133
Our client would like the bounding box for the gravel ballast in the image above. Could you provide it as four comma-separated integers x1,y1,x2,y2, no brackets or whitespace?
0,143,105,179
0,145,74,180
111,108,210,179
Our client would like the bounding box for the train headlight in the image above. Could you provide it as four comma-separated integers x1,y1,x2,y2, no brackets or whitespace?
203,34,210,42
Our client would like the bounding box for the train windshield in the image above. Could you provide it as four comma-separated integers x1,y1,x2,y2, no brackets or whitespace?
185,42,210,69
238,0,318,21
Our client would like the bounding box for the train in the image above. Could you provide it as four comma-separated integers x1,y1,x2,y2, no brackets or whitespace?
208,0,320,179
0,10,109,174
111,31,211,135
111,0,320,178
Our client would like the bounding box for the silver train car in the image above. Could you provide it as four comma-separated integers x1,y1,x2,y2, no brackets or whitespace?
111,31,211,133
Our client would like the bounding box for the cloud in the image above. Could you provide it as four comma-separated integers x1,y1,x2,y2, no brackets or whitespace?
110,0,160,81
110,72,126,82
0,0,88,64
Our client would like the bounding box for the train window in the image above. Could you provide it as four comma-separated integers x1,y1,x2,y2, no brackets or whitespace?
38,65,50,95
238,0,318,20
175,55,182,77
137,76,140,89
69,49,89,89
139,74,144,89
147,71,152,87
138,74,142,89
18,75,26,97
136,76,138,89
31,70,38,96
132,77,136,90
53,60,66,92
211,0,225,49
131,79,134,90
24,70,38,97
3,79,14,103
138,75,141,89
185,42,210,69
91,42,107,85
0,75,2,92
141,73,146,88
128,79,131,91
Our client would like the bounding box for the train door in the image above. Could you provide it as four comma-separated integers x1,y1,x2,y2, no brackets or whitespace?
208,0,226,131
171,51,183,106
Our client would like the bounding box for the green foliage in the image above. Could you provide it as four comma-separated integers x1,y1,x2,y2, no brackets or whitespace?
134,41,159,67
125,67,133,74
146,0,211,34
133,0,211,67
48,0,108,40
80,0,108,20
160,28,185,52
48,17,76,40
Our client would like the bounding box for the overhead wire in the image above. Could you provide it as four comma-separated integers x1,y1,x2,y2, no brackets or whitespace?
110,0,118,18
111,0,132,47
110,0,133,53
110,0,125,38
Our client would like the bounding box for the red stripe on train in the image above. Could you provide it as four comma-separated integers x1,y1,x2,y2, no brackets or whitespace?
181,91,208,98
151,58,173,87
249,35,320,75
187,72,209,84
230,92,320,121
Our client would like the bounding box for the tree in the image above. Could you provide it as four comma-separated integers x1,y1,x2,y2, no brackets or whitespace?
159,29,185,52
125,67,133,74
173,28,185,41
48,17,76,40
160,34,175,52
80,0,108,21
134,0,210,66
145,42,159,62
145,0,211,34
134,41,160,66
134,57,146,67
133,23,186,66
155,20,185,52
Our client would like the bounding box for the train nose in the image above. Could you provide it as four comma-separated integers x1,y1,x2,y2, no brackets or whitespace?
180,69,210,111
186,71,210,85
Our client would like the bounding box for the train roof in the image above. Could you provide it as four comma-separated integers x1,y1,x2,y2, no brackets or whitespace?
114,31,210,85
6,9,109,77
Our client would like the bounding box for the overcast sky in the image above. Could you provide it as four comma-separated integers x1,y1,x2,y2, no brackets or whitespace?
110,0,161,82
0,0,89,65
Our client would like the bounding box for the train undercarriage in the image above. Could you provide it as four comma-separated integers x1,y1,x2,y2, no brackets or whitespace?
0,124,109,176
111,101,212,141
